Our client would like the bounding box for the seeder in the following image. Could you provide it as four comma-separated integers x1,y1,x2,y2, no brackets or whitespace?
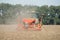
18,18,42,30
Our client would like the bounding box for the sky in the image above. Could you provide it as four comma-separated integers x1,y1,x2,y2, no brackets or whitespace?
0,0,60,6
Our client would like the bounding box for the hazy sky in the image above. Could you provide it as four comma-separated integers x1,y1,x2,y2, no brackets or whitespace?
0,0,60,6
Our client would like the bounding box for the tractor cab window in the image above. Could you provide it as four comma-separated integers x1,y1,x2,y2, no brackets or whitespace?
32,13,38,18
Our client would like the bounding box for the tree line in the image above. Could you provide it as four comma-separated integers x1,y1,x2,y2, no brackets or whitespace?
0,3,60,25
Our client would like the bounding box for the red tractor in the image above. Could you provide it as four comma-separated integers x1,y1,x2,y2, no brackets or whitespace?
18,13,42,30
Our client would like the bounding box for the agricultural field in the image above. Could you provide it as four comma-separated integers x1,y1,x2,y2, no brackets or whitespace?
0,25,60,40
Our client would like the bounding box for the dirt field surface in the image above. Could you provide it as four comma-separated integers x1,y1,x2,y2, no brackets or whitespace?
0,25,60,40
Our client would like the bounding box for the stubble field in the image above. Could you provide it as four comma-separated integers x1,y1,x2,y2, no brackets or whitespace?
0,25,60,40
